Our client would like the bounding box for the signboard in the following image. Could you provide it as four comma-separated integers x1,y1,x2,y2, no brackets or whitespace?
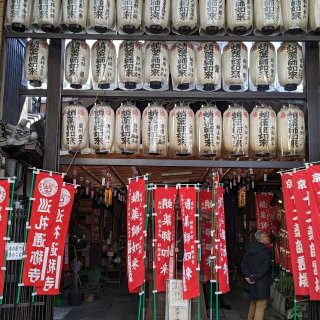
6,243,24,260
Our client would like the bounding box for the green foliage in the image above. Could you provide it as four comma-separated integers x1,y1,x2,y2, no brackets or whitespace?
275,274,294,298
286,302,308,320
81,266,104,298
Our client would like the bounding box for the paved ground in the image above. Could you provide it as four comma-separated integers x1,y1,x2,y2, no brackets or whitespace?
55,283,282,320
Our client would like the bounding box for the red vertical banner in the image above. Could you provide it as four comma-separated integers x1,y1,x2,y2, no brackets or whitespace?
217,187,230,293
127,178,146,293
200,189,213,282
281,173,309,296
0,180,12,298
291,170,320,300
154,187,176,292
22,171,64,287
36,183,76,295
255,193,273,234
180,186,199,300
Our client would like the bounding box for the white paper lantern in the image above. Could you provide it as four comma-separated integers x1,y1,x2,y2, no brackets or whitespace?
169,103,195,156
196,104,222,157
89,102,115,152
143,41,169,91
254,0,281,35
223,104,249,157
32,0,61,32
172,0,198,34
24,39,48,88
170,42,196,91
250,104,277,158
62,0,88,33
65,40,90,89
5,0,33,32
277,42,303,92
91,40,117,90
199,0,225,35
115,102,141,154
226,0,253,35
143,0,170,34
196,42,221,91
118,41,143,90
142,102,168,155
277,104,305,158
222,42,248,92
62,102,89,152
250,42,276,91
117,0,143,34
309,0,320,34
87,0,116,33
281,0,308,34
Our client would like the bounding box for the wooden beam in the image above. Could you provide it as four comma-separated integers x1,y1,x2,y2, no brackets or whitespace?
201,168,210,183
137,167,142,176
109,166,126,187
80,165,102,187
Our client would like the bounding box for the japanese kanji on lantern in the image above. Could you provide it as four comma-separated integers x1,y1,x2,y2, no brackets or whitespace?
170,42,196,91
249,42,276,92
24,39,49,88
142,102,168,156
196,42,221,92
114,101,141,154
223,103,249,157
154,187,176,292
87,0,116,33
199,0,225,35
226,0,253,35
254,193,273,234
277,104,305,159
22,171,64,287
253,0,281,35
281,0,308,34
169,103,195,157
222,42,248,92
64,40,90,90
249,103,277,159
32,0,61,32
179,186,199,300
118,41,143,90
172,0,198,35
5,0,33,32
143,0,170,34
309,0,320,34
62,101,89,153
91,40,117,90
61,0,88,33
117,0,143,34
127,177,147,293
277,42,304,92
88,101,115,153
0,178,14,301
36,183,77,295
143,41,169,91
196,103,222,157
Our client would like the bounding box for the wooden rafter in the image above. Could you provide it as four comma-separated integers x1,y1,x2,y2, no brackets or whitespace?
80,165,102,187
109,166,126,187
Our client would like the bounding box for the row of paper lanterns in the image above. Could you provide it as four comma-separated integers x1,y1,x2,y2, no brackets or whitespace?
61,101,305,159
25,39,304,92
5,0,320,36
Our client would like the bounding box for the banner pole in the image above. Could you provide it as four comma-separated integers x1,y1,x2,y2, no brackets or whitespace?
16,172,36,304
196,184,201,320
151,189,156,320
0,178,15,305
294,295,297,320
215,185,219,320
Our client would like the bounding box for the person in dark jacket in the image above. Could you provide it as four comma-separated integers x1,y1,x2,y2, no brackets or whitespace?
241,230,272,320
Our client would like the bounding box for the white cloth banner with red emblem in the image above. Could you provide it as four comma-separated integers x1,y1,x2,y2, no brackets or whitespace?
200,189,213,282
255,193,273,234
0,179,13,298
127,177,147,293
154,187,176,292
36,183,76,295
291,170,320,300
22,171,64,287
217,187,230,293
281,173,309,296
180,186,199,300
